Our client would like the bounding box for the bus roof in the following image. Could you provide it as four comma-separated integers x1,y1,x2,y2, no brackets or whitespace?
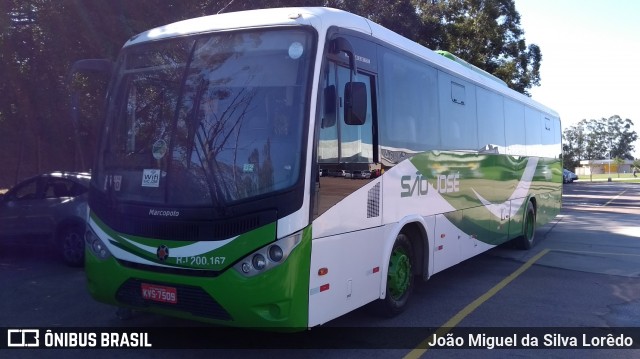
435,50,509,87
124,7,558,119
124,7,371,47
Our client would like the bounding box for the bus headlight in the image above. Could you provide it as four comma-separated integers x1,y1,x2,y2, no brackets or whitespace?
234,230,302,277
85,226,112,260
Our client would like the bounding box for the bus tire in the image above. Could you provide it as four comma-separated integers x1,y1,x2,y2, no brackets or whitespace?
375,232,414,317
515,201,536,250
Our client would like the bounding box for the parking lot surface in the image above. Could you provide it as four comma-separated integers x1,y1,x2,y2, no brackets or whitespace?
2,182,640,358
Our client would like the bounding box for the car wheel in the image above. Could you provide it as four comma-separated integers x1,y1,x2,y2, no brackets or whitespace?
59,225,85,267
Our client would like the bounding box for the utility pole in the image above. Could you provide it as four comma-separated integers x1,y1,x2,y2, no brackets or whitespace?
608,139,612,181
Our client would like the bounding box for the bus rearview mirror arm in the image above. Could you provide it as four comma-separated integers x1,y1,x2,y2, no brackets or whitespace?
330,37,357,80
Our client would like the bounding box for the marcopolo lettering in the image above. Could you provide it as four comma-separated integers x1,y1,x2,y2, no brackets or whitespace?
149,209,180,217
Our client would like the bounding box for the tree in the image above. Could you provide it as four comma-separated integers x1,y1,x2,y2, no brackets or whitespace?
606,115,638,160
0,0,220,186
562,123,586,170
0,0,79,183
416,0,541,94
584,118,608,160
562,116,638,167
612,157,624,178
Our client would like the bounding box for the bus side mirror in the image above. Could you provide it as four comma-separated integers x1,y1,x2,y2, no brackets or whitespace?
322,85,337,128
69,58,113,111
68,59,113,169
330,37,366,126
344,82,367,126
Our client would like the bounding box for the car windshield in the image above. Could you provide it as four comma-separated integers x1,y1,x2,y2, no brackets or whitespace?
96,28,313,207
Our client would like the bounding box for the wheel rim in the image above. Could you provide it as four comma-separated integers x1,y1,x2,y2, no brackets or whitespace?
388,246,411,300
62,231,84,263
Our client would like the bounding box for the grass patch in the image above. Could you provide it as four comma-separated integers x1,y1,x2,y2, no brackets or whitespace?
577,173,640,183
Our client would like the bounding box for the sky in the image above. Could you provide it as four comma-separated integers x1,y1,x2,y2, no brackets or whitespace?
514,0,640,158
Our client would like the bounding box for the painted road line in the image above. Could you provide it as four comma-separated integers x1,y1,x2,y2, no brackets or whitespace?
603,189,628,207
403,248,550,359
553,249,640,257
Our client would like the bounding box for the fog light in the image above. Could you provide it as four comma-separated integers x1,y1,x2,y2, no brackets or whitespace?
241,262,251,273
268,245,284,262
252,254,266,270
92,241,106,257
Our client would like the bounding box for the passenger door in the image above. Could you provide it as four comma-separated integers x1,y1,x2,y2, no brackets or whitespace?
313,56,379,237
315,60,375,215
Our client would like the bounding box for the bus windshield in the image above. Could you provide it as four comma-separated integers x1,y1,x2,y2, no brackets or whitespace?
96,29,313,208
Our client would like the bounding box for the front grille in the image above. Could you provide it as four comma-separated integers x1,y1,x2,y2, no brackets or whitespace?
89,190,277,241
119,260,221,277
108,212,266,241
116,278,232,321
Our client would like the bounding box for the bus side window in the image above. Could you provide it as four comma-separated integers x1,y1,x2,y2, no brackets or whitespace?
338,66,373,163
379,49,439,157
318,63,374,164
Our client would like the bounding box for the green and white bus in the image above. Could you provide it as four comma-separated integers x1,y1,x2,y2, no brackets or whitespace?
77,7,562,329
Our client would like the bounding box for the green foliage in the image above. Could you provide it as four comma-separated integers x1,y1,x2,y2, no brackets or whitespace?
415,0,541,95
562,116,638,169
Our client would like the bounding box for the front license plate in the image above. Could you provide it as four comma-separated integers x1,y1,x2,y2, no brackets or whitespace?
141,283,178,304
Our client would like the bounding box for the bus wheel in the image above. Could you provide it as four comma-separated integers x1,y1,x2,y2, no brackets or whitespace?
377,233,414,317
516,201,536,250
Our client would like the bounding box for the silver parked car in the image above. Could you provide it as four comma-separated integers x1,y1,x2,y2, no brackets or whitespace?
0,172,90,266
563,169,578,184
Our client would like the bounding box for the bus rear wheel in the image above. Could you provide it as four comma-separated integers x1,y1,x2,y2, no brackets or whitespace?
515,201,536,250
375,233,414,317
